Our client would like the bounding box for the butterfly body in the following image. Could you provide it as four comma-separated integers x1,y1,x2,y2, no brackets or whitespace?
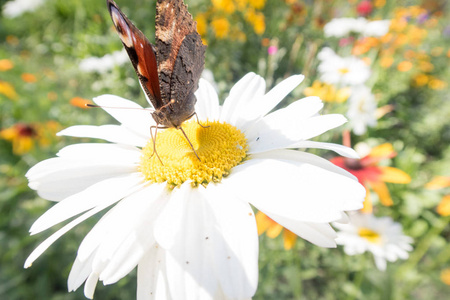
106,0,206,130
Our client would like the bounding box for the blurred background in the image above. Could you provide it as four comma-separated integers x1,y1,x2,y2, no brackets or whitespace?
0,0,449,299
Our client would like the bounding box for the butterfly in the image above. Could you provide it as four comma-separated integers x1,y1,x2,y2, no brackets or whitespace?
106,0,206,163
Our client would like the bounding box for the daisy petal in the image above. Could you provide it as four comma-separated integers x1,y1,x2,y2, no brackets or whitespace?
195,79,220,121
93,94,155,137
27,158,138,201
137,246,169,300
24,203,110,268
57,143,141,164
220,73,265,124
292,141,360,158
264,213,338,247
29,173,144,235
226,155,365,223
250,74,305,119
164,186,217,300
57,125,148,147
204,184,259,298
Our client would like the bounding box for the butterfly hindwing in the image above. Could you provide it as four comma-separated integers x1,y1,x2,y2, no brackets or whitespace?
155,0,205,105
107,0,163,109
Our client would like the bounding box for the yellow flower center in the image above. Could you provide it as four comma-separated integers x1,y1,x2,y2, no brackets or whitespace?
338,68,350,74
139,120,248,187
358,227,382,244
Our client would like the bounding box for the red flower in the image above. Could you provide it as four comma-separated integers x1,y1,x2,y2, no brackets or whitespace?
357,0,373,17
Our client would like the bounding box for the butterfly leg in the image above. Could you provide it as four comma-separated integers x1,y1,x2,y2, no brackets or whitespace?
179,127,201,162
193,112,210,128
149,124,166,165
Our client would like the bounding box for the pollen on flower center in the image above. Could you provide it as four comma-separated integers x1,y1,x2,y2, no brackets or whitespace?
338,67,350,74
358,227,382,244
139,120,248,186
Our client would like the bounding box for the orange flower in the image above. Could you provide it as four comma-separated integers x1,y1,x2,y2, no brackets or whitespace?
256,211,297,250
0,59,14,71
425,176,450,190
330,143,411,213
397,61,413,72
436,195,450,217
21,73,38,83
70,97,93,109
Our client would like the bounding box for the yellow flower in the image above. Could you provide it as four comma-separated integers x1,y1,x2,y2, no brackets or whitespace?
212,0,235,14
428,78,446,90
245,9,265,35
441,268,450,285
0,81,18,100
248,0,266,9
0,122,60,155
0,59,14,71
211,17,230,39
195,13,208,37
374,0,386,8
436,195,450,217
304,80,350,103
380,56,394,68
413,74,429,87
397,61,413,72
256,211,298,250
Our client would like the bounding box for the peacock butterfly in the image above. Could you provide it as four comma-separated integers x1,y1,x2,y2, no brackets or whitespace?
106,0,206,163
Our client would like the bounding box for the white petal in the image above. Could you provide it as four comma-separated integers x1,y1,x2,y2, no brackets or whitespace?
153,182,192,250
248,111,347,154
203,184,259,298
291,141,360,158
253,149,358,180
226,155,365,223
30,173,144,235
24,202,111,268
78,184,167,263
164,186,218,300
137,246,169,300
27,157,138,201
93,94,155,137
57,125,148,147
264,213,337,247
247,74,305,120
84,272,99,299
68,253,95,292
57,143,142,164
195,79,220,121
220,73,264,124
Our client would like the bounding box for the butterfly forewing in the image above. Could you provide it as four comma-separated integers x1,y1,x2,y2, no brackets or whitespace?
107,0,163,108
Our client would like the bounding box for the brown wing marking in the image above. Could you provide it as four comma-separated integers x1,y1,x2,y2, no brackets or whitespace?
107,0,163,108
155,0,200,104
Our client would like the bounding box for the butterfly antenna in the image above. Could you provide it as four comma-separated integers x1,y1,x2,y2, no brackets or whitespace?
86,104,153,112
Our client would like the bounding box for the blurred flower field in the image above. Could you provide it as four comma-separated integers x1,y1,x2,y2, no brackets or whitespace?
0,0,449,299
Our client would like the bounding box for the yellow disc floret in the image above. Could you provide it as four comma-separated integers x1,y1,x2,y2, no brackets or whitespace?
358,228,382,244
139,120,248,187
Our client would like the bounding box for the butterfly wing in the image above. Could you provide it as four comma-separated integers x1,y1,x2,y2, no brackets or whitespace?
155,0,206,104
107,0,163,109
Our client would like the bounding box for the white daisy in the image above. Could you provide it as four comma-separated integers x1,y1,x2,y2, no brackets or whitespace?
2,0,46,18
79,50,129,74
346,85,377,135
334,213,413,271
324,18,390,38
25,72,365,299
317,47,371,86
